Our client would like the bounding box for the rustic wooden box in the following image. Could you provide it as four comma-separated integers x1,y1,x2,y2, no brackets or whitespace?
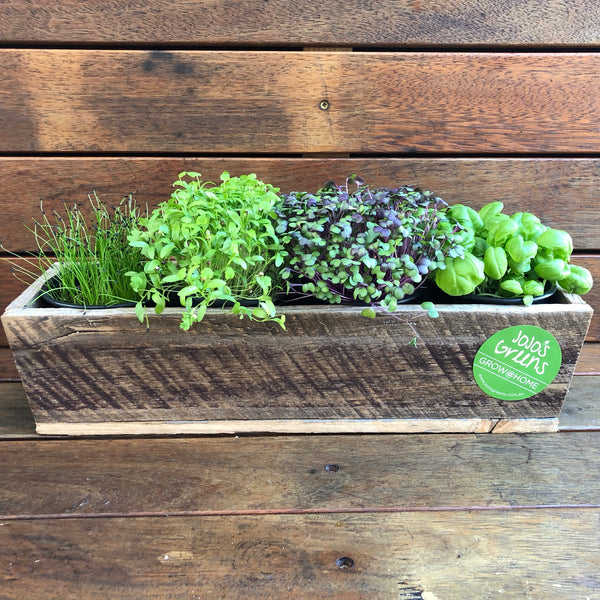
2,270,593,435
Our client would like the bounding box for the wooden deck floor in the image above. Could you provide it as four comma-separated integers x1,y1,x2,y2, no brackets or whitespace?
1,378,599,599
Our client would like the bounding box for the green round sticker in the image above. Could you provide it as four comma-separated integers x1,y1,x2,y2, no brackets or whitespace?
473,325,562,401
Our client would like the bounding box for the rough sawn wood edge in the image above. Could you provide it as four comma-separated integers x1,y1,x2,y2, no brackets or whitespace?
35,417,559,436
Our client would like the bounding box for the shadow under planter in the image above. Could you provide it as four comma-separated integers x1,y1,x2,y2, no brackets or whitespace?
1,269,593,436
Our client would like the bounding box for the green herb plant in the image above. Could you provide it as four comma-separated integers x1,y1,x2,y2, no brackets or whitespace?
127,172,286,330
275,176,465,319
7,193,144,306
436,201,593,304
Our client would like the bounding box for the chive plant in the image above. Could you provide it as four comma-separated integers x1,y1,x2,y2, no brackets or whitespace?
10,193,144,306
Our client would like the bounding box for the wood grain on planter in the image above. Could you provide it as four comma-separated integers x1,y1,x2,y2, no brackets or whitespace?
2,342,600,384
3,51,600,154
2,158,600,251
1,374,599,439
0,0,599,47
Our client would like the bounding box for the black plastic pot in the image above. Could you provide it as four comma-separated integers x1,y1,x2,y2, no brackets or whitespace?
274,284,428,307
433,284,558,305
41,277,137,309
207,297,260,308
164,291,261,309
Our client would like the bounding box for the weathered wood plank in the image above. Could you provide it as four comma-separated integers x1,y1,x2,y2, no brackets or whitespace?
489,418,558,433
35,417,554,436
3,51,600,153
0,349,19,381
573,256,600,342
0,511,598,599
14,342,600,384
3,430,600,518
573,342,600,375
2,158,600,251
0,382,34,437
1,0,600,47
558,374,600,431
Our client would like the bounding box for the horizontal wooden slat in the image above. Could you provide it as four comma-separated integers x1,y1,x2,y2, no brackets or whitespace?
0,350,18,380
1,511,599,599
3,51,600,153
1,1,600,47
30,418,563,436
2,157,600,251
571,256,600,341
2,429,600,516
0,382,34,437
574,343,600,375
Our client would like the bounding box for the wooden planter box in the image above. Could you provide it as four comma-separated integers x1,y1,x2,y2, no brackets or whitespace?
2,270,593,435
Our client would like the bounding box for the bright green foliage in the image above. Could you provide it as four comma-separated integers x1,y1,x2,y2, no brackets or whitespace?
127,172,286,329
483,246,508,280
9,193,144,306
536,228,573,261
275,176,466,313
436,254,485,296
435,201,593,303
558,264,594,295
534,258,570,281
420,300,439,318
